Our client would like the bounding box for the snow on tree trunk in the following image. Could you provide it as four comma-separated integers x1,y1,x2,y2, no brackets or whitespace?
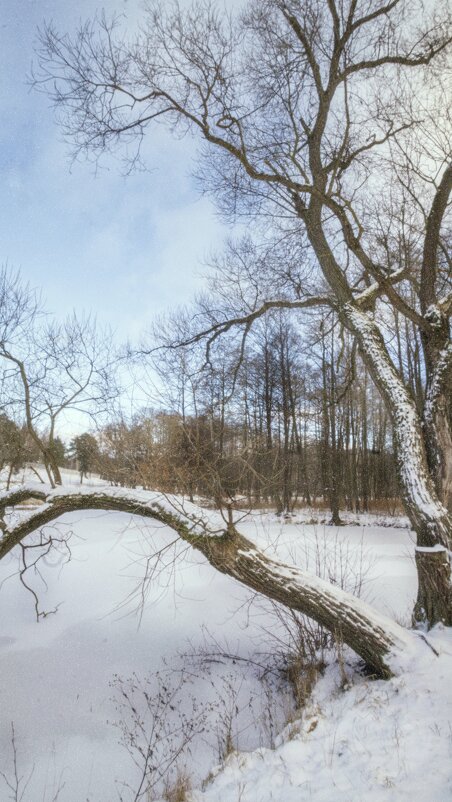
342,305,452,627
0,484,419,678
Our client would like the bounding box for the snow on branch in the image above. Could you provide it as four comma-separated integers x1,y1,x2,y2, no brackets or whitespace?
0,483,226,555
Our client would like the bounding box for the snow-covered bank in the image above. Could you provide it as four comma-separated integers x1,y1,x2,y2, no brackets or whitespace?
195,626,452,802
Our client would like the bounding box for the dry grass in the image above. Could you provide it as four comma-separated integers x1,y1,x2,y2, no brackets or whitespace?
205,496,405,516
162,770,191,802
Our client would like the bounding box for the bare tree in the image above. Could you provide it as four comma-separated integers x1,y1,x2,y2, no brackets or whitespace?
30,1,452,626
0,268,118,486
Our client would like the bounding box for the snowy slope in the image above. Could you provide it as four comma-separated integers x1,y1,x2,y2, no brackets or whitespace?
195,626,452,802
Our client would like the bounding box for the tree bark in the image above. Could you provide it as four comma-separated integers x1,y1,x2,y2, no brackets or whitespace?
414,547,452,627
423,343,452,511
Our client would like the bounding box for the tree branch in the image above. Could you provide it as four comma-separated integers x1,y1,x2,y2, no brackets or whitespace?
340,38,452,81
421,163,452,313
150,296,332,356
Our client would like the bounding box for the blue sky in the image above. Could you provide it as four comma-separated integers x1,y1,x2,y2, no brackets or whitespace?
1,0,229,341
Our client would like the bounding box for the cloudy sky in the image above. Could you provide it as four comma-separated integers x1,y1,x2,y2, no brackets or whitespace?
1,0,230,342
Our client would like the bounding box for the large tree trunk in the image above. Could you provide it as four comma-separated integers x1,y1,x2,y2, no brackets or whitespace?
342,304,452,627
0,484,419,678
419,165,452,512
423,342,452,511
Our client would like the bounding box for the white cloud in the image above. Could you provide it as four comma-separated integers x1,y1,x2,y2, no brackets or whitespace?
0,0,234,341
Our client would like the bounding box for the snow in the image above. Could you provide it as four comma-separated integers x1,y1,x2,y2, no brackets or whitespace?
424,304,444,329
195,626,452,802
415,544,448,553
0,504,290,801
424,342,452,433
0,475,451,801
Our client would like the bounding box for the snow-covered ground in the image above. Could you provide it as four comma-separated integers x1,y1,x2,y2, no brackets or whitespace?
196,625,452,802
0,473,451,801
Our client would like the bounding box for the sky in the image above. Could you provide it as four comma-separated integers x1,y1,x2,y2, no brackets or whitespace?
0,0,231,343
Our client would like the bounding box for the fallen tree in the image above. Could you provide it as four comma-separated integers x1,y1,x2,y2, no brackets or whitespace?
0,483,421,678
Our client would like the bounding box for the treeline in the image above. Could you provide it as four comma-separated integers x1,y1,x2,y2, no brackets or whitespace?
1,307,424,517
65,313,402,516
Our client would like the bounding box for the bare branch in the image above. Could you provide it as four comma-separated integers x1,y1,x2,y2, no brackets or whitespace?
421,163,452,312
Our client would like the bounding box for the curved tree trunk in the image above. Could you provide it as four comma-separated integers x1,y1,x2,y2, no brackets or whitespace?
0,484,420,678
341,309,450,542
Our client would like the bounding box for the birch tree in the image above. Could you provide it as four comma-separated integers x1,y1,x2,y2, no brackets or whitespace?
30,0,452,627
